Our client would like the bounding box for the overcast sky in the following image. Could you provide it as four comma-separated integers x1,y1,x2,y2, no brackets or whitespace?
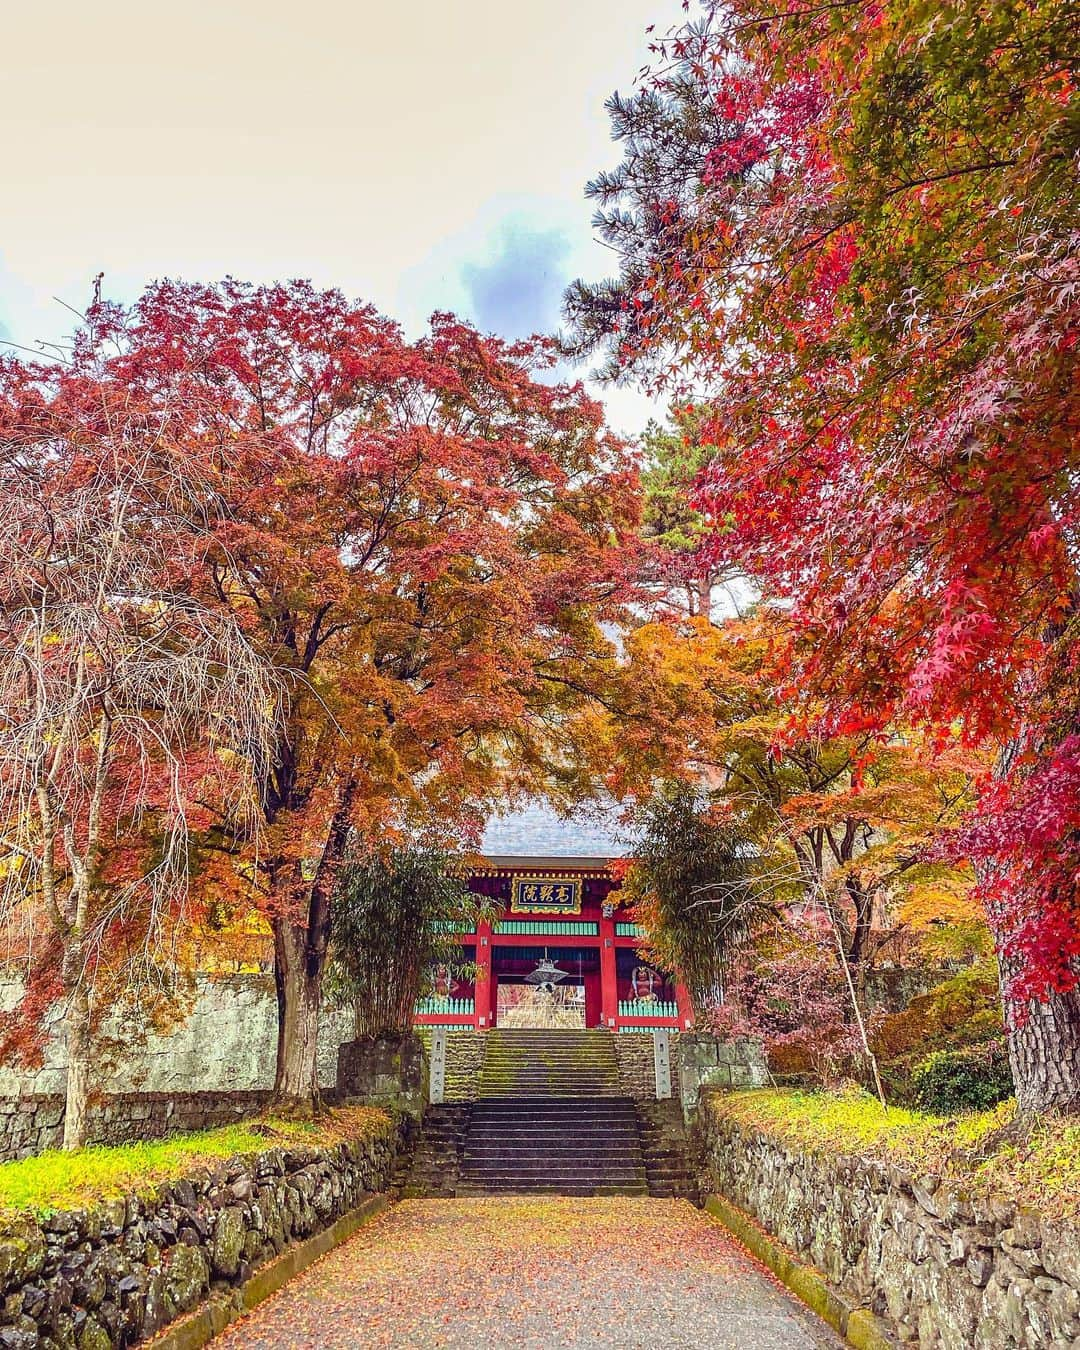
2,0,679,437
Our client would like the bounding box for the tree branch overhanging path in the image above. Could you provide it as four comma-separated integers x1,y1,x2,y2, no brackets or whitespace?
564,0,1080,1113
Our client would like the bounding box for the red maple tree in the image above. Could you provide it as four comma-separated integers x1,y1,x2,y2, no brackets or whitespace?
567,0,1079,1108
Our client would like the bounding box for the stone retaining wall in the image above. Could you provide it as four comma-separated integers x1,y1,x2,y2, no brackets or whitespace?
0,1115,403,1349
612,1033,682,1100
0,975,353,1100
0,972,360,1163
336,1035,427,1118
443,1032,485,1102
677,1035,767,1112
414,1030,484,1101
0,1092,273,1164
699,1095,1080,1348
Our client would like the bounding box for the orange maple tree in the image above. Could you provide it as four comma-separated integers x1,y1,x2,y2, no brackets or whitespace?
41,280,642,1107
615,607,983,985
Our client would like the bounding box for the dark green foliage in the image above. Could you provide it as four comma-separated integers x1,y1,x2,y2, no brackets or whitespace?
638,413,738,618
625,782,766,1009
561,72,728,378
873,963,1007,1105
912,1041,1013,1115
641,417,712,557
328,848,488,1037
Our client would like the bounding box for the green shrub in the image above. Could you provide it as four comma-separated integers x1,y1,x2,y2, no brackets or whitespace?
912,1041,1013,1114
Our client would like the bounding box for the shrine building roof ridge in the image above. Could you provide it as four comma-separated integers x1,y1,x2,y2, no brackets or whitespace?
475,855,616,876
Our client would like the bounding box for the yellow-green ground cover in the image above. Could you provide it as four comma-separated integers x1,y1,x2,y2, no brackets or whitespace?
710,1088,1080,1219
0,1106,391,1216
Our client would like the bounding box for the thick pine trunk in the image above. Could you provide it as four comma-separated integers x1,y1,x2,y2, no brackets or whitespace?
1004,971,1080,1114
62,978,91,1151
272,917,323,1113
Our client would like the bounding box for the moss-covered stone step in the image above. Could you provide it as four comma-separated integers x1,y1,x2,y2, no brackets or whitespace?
478,1030,623,1099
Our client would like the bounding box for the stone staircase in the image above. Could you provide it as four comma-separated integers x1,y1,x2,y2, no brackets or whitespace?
457,1030,648,1196
636,1098,700,1202
395,1103,470,1198
477,1028,626,1098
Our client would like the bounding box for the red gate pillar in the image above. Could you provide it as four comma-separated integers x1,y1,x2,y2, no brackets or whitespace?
599,915,618,1030
584,971,601,1028
675,982,694,1031
475,921,493,1029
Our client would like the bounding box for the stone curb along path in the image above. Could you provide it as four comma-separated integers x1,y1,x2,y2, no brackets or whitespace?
147,1195,389,1350
704,1195,896,1350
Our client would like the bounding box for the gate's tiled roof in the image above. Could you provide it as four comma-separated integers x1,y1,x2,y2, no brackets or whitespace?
480,799,633,861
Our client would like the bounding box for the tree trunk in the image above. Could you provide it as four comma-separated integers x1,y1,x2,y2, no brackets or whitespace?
272,917,323,1114
987,711,1080,1114
269,778,358,1113
1002,949,1080,1113
62,979,91,1151
840,868,878,1000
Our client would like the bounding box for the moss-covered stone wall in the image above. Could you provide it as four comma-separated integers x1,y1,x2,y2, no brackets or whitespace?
699,1096,1080,1348
0,1092,273,1164
0,1115,403,1348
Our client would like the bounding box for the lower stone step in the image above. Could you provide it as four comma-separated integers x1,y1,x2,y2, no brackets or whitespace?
463,1141,641,1155
469,1099,638,1114
464,1126,642,1141
457,1182,649,1197
459,1176,648,1190
633,1099,699,1202
397,1103,472,1198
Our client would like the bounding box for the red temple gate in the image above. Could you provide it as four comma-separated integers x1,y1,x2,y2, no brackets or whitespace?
414,859,693,1033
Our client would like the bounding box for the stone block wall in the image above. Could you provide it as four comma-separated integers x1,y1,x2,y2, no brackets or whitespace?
0,974,353,1100
336,1034,427,1118
677,1034,768,1112
0,1092,271,1163
0,972,362,1162
0,1116,403,1349
441,1032,484,1101
862,965,952,1015
699,1097,1080,1348
612,1032,682,1100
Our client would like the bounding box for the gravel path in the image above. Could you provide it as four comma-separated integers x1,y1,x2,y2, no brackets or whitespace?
218,1196,842,1349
